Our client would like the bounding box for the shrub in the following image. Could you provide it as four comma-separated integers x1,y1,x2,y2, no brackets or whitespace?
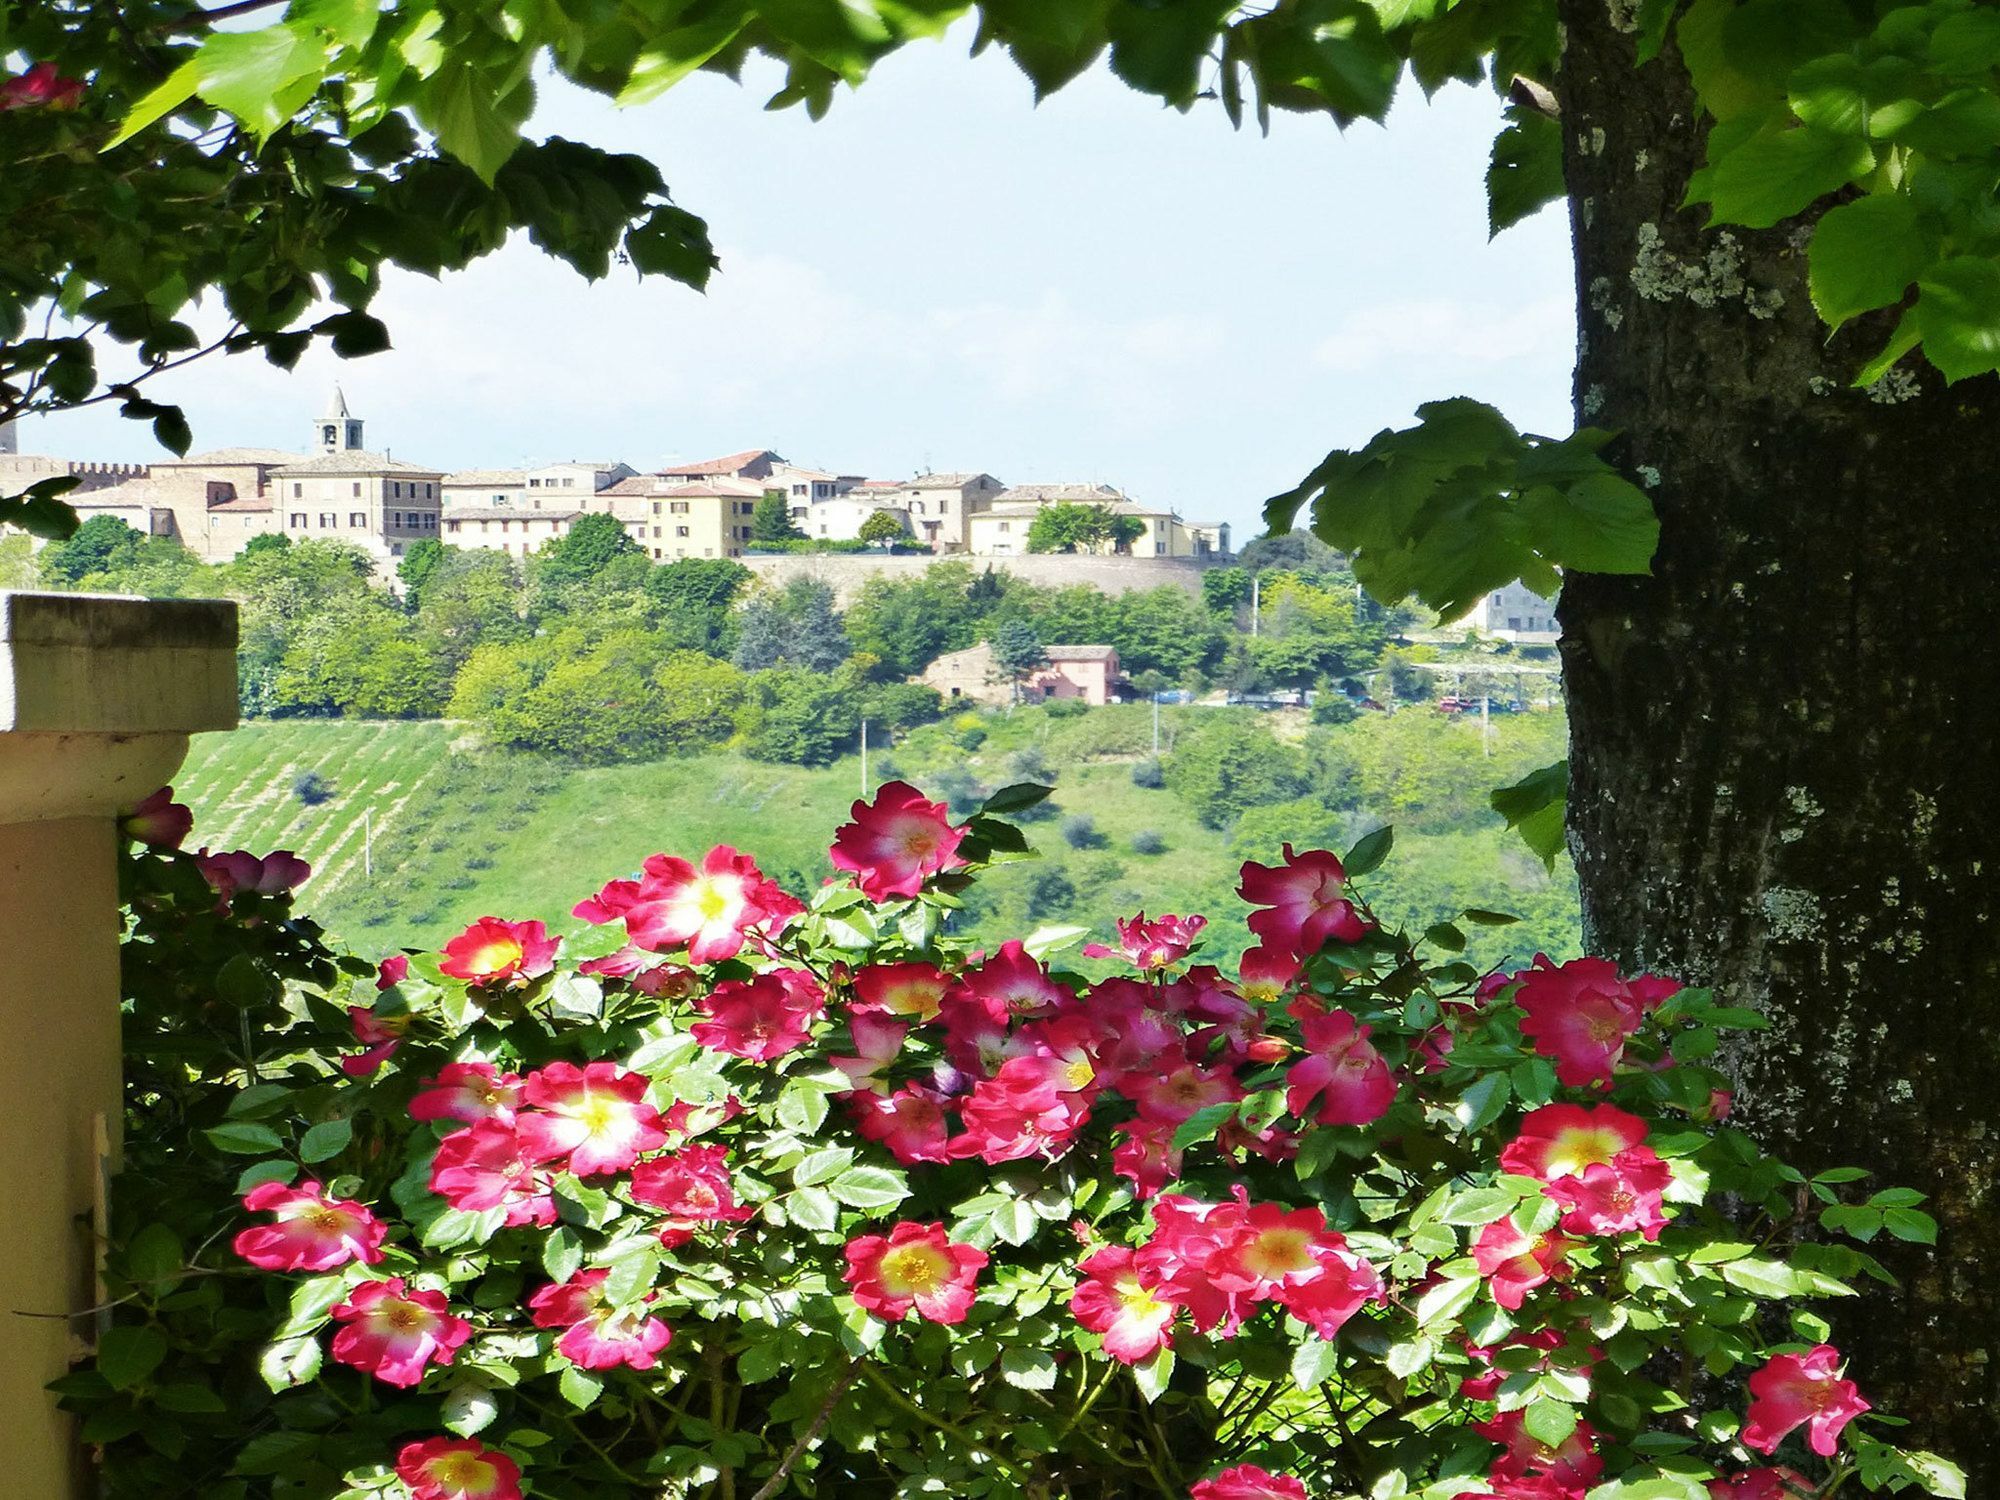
1130,757,1166,789
1005,746,1058,785
291,770,334,805
1130,828,1168,855
930,765,987,815
1044,696,1088,718
955,721,988,750
68,793,1964,1500
1163,715,1310,830
1060,812,1105,849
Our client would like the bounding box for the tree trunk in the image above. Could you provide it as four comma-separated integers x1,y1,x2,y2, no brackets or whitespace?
1553,3,2000,1465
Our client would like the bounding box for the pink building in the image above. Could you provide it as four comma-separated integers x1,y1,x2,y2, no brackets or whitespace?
1028,645,1120,705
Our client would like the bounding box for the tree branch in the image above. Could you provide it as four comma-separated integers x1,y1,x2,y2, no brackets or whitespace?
748,1356,858,1500
165,0,289,34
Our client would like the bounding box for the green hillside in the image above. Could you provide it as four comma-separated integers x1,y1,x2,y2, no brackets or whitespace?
171,707,1580,970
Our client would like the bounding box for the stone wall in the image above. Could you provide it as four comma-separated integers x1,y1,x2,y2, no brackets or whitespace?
739,550,1225,604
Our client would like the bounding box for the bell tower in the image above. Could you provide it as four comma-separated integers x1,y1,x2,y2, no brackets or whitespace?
315,387,364,455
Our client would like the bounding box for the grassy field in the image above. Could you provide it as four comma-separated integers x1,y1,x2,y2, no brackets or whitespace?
172,706,1580,970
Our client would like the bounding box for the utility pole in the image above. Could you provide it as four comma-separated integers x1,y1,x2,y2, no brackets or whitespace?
859,720,869,797
1250,574,1261,637
1481,695,1492,757
1151,693,1160,755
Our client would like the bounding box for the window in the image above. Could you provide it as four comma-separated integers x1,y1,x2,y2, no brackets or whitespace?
676,525,689,538
940,497,950,511
322,425,336,445
352,482,361,497
563,477,575,487
390,481,400,498
652,501,662,515
350,511,367,527
292,483,302,498
1508,617,1522,631
289,512,306,527
792,484,806,496
912,501,925,514
500,520,511,533
446,520,460,534
529,477,541,487
318,512,336,528
652,526,661,538
997,521,1010,533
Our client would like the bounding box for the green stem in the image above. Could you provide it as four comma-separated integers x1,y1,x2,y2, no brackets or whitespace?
856,1361,1033,1486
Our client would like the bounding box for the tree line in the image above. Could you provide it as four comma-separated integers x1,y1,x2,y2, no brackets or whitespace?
15,516,1426,765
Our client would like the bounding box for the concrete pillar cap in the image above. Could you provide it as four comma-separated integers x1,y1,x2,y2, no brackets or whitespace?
0,591,238,825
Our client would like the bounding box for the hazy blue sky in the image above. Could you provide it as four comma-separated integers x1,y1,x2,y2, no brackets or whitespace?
30,33,1578,535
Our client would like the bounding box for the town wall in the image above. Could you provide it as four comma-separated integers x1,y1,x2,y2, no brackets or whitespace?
739,551,1224,604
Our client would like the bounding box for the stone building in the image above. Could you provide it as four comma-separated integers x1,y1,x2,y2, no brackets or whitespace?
268,393,443,565
921,641,1122,708
966,484,1229,559
599,474,765,560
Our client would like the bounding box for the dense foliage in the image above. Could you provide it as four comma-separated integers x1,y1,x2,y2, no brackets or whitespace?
32,528,1421,766
62,783,1965,1499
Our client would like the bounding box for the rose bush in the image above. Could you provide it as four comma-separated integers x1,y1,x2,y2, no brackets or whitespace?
59,781,1964,1500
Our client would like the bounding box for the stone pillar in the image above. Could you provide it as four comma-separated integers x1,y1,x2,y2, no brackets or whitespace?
0,591,237,1498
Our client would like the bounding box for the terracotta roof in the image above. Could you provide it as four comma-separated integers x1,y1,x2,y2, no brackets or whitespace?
910,471,999,488
997,483,1126,503
273,450,443,477
442,469,527,485
154,447,300,467
605,475,767,499
208,496,274,513
1044,645,1118,662
660,448,782,476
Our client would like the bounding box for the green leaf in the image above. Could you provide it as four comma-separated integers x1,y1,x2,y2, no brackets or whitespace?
203,1121,283,1156
775,1078,832,1135
1522,1399,1578,1447
1172,1100,1240,1152
981,782,1055,815
1916,257,2000,383
1343,824,1393,878
105,59,202,151
1701,126,1875,229
1491,760,1568,870
235,1159,297,1194
1290,1337,1340,1388
420,64,529,183
1415,1274,1480,1328
124,1224,183,1287
1455,1072,1511,1133
97,1326,168,1391
315,311,392,359
999,1346,1058,1390
828,1165,909,1211
258,1333,323,1392
1440,1186,1518,1226
1931,12,2000,74
1720,1257,1803,1298
443,1381,501,1437
1883,1207,1938,1244
1809,196,1931,328
1130,1346,1175,1403
1487,105,1564,236
990,1199,1039,1246
152,1382,228,1413
1517,471,1659,576
298,1118,352,1164
788,1185,839,1232
558,1364,604,1410
793,1146,855,1187
194,27,327,138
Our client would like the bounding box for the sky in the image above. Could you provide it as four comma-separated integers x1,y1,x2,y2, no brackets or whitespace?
24,30,1579,536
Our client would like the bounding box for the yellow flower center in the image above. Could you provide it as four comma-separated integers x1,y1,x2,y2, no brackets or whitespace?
1241,1227,1314,1279
382,1300,426,1332
573,1096,624,1136
470,938,522,974
1545,1126,1628,1178
430,1453,493,1488
694,880,732,921
880,1243,949,1295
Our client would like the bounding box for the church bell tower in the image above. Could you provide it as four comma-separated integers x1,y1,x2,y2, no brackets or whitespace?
316,387,364,455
